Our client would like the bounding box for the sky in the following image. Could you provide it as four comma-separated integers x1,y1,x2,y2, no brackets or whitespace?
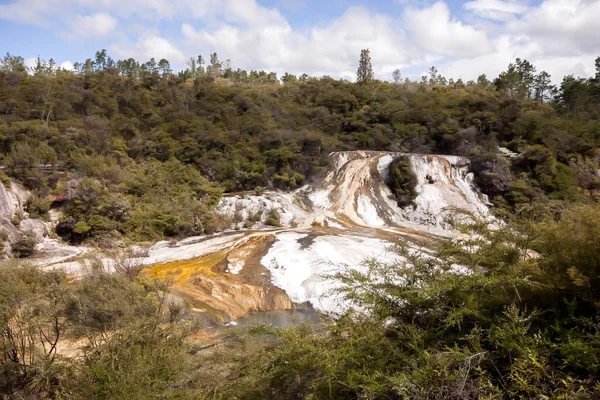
0,0,598,83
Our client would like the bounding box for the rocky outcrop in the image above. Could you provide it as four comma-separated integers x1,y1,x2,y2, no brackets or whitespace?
0,181,55,252
19,219,50,242
184,275,293,320
305,151,491,234
0,184,16,221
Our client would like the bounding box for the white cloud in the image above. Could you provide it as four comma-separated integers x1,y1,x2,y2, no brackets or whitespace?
404,1,493,57
2,0,600,83
24,57,37,70
0,0,52,25
111,35,185,64
437,32,597,84
509,0,600,56
181,6,417,80
464,0,529,21
60,61,74,70
69,13,118,39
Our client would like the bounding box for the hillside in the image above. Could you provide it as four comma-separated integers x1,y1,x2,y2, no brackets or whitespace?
1,52,600,399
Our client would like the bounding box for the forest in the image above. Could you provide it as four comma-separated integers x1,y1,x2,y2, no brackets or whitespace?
1,48,600,398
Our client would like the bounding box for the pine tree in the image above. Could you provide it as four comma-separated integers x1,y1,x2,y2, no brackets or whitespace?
94,49,107,71
186,57,197,78
534,71,553,103
197,55,205,76
208,53,221,77
392,68,401,85
356,49,374,84
158,59,171,77
428,66,438,85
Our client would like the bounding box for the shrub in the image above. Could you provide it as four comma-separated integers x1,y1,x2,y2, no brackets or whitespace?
265,209,281,227
27,194,52,218
386,156,417,207
11,231,37,258
0,171,11,187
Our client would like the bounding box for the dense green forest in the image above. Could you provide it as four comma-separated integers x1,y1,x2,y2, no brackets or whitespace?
1,50,599,244
1,49,600,399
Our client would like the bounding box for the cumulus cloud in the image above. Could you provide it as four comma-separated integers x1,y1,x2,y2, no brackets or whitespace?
464,0,528,21
0,0,52,25
182,6,416,79
509,0,600,56
1,0,599,82
111,35,185,64
60,61,75,70
69,13,118,39
404,1,493,57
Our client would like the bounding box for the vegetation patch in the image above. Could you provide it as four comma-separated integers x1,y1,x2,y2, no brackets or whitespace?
386,156,418,207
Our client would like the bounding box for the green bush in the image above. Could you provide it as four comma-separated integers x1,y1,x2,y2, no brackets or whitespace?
386,156,417,207
265,209,281,227
11,231,37,258
26,194,52,218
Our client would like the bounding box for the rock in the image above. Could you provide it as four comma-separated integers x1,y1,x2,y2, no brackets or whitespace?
65,179,79,200
0,184,15,221
19,219,50,243
498,147,520,158
48,209,63,223
0,220,20,242
10,181,31,211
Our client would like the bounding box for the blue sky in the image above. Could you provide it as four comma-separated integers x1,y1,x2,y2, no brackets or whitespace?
0,0,597,82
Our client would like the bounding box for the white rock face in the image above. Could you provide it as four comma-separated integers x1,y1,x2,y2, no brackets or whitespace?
20,219,50,242
261,232,400,313
299,151,491,235
252,151,493,313
217,192,307,229
34,151,493,316
403,154,490,228
0,184,16,221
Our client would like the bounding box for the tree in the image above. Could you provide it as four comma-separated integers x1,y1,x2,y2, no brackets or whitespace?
514,58,537,98
186,56,198,78
158,59,171,77
428,66,439,85
392,68,401,85
533,71,553,103
222,59,233,77
94,49,107,71
477,74,490,87
356,49,374,84
494,64,522,97
106,56,116,69
82,58,94,74
208,53,221,77
197,55,205,76
33,56,49,76
558,75,590,113
592,57,600,105
0,52,26,72
146,58,158,74
281,72,297,84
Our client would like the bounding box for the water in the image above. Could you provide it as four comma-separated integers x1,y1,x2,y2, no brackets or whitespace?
230,308,322,328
